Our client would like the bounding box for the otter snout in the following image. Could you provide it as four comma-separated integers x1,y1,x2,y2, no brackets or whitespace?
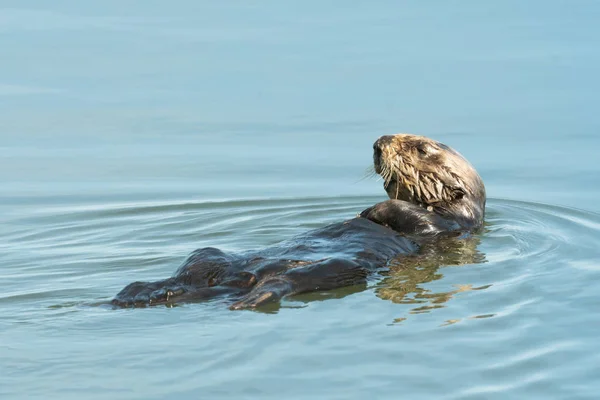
373,144,383,173
373,135,394,173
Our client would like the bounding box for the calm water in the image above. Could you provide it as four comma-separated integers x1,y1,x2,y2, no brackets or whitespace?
2,2,600,399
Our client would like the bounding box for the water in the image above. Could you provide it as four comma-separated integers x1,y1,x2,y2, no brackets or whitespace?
2,1,600,399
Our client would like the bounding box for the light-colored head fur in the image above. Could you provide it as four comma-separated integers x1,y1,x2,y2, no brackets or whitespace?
374,134,486,227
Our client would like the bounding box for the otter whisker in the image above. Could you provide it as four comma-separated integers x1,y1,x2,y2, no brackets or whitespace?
357,165,378,183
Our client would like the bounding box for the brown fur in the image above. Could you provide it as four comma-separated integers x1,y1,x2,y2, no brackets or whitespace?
374,134,486,229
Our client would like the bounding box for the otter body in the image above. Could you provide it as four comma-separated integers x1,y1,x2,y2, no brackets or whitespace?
112,134,486,310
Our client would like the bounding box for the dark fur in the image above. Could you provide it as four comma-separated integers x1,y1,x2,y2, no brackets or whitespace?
112,134,485,310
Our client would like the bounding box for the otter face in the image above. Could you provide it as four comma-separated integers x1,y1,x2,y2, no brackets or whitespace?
373,134,486,228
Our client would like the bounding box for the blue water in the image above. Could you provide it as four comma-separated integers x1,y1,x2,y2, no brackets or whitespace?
2,2,600,399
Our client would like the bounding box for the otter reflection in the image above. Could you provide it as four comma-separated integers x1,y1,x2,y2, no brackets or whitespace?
376,234,488,313
288,234,487,317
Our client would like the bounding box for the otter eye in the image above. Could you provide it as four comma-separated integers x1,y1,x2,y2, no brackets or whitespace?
416,145,427,156
452,188,465,200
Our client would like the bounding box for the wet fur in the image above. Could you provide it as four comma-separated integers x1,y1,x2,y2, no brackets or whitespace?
112,134,486,310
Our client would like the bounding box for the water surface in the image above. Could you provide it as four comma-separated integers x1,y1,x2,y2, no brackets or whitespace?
1,2,600,399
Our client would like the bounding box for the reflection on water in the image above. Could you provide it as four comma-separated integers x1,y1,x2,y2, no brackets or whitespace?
377,235,488,317
288,233,490,323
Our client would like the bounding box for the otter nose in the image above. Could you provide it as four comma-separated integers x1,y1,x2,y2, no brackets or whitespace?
373,141,382,161
374,135,394,150
373,136,391,173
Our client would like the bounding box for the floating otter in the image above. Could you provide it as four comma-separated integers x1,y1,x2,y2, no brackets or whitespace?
112,134,486,310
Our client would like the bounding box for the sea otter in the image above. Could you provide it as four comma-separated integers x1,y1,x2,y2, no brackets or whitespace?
112,134,486,310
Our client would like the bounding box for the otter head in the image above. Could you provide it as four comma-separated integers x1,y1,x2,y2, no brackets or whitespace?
373,134,486,229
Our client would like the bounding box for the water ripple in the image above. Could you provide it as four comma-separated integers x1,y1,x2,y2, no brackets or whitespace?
2,196,600,399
